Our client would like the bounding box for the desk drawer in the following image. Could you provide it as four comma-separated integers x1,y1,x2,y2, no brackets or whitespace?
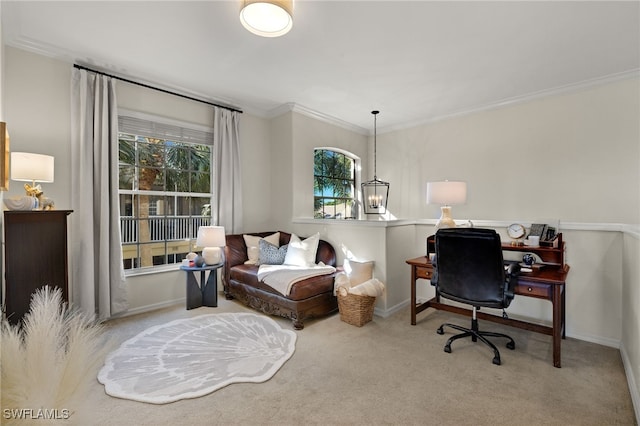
515,282,551,299
416,267,433,280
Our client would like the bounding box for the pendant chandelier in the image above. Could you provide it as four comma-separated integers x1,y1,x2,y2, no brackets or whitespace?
361,110,390,215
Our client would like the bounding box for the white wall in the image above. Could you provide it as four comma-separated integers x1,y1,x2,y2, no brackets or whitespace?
377,78,639,224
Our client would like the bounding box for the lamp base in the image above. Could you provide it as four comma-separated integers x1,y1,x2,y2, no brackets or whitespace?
201,247,223,265
435,206,457,229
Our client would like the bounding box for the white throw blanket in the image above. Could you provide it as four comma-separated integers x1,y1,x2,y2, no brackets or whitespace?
257,263,336,296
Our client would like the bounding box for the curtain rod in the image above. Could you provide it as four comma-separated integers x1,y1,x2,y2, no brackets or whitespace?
73,64,243,114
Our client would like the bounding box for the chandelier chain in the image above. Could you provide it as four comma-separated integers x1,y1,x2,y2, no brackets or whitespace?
372,110,379,179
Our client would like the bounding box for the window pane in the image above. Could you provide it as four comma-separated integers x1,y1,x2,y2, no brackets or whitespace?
119,165,135,190
314,176,325,197
138,140,165,167
167,168,188,192
191,172,210,193
119,118,214,272
313,149,357,220
119,139,135,165
192,197,212,216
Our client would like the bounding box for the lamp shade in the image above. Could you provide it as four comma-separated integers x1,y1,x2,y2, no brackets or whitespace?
196,226,226,248
196,226,226,265
11,152,54,183
240,0,293,37
426,181,467,206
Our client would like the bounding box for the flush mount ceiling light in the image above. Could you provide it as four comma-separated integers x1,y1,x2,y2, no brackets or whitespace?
240,0,293,37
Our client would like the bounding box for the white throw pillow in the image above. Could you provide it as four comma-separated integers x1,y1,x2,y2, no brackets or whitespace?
243,232,280,265
283,233,320,267
344,258,374,285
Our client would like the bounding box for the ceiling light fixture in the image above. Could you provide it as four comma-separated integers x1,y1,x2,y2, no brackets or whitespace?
240,0,293,38
361,110,390,215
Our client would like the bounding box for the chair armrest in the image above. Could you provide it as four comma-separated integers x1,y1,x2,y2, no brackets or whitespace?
506,262,521,277
504,262,520,300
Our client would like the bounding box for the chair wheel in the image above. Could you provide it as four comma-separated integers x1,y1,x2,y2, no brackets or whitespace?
506,341,515,350
437,327,444,335
492,357,501,365
444,345,451,353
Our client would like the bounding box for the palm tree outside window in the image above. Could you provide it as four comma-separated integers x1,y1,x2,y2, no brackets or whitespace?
314,148,357,219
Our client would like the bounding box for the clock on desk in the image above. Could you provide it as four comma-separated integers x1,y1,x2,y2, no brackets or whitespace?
507,223,526,246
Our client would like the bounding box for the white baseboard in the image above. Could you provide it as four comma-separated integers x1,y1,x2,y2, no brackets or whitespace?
374,299,410,318
620,342,640,423
109,298,185,320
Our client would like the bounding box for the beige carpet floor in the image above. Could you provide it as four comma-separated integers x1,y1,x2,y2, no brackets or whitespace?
81,296,636,426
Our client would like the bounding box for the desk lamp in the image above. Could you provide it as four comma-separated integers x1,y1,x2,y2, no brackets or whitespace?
196,226,226,265
426,181,467,229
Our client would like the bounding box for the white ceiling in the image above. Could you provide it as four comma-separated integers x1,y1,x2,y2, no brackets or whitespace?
3,1,639,133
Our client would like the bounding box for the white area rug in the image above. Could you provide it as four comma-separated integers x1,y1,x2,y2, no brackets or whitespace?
98,312,296,404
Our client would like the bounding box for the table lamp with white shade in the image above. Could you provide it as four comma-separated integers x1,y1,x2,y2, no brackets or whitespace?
196,226,226,265
426,181,467,229
11,152,54,193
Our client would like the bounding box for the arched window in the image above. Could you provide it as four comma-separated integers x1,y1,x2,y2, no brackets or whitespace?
314,148,357,219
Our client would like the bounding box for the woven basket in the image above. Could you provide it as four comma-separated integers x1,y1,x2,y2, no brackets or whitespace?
337,291,376,327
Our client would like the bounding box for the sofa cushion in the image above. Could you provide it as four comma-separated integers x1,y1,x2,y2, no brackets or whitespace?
258,240,288,265
230,264,261,288
284,232,320,267
287,273,337,300
243,232,280,265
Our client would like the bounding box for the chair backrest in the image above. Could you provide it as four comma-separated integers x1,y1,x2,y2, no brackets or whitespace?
434,228,512,309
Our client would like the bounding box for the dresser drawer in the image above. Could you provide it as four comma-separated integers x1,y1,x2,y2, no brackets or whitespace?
416,267,433,280
515,282,551,298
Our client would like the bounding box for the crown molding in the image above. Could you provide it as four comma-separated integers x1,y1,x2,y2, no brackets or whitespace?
8,35,638,135
267,103,370,135
380,69,640,134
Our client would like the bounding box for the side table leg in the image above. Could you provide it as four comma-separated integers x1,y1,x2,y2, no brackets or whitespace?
202,270,218,307
186,271,203,310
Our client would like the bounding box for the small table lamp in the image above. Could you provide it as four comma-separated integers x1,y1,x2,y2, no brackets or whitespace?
11,152,54,193
426,181,467,229
196,226,226,265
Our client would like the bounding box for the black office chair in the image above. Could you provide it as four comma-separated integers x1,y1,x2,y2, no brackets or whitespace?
432,228,520,365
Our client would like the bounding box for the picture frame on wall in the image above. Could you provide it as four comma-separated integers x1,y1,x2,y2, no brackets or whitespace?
1,122,9,191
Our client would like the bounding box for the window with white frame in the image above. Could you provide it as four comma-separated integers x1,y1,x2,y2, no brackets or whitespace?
118,115,214,271
314,148,357,219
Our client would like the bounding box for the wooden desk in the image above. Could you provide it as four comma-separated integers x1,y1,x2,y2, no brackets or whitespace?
406,238,569,368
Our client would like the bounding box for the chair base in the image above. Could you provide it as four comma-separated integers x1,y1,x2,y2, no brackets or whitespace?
437,317,515,365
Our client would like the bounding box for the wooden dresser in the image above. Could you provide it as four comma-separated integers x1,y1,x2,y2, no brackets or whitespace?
4,210,72,324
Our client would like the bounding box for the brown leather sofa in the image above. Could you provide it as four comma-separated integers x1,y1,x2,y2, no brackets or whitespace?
223,231,339,329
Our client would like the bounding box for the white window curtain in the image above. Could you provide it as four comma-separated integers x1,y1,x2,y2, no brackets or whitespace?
70,68,128,320
213,107,243,233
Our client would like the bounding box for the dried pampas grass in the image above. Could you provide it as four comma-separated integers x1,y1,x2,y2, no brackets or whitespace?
1,286,110,425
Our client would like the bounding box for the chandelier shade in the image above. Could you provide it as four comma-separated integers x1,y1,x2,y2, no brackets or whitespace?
361,110,390,215
240,0,293,38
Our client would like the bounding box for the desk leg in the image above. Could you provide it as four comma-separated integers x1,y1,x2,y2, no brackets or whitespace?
410,266,417,325
186,271,203,310
552,284,563,368
202,270,218,307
